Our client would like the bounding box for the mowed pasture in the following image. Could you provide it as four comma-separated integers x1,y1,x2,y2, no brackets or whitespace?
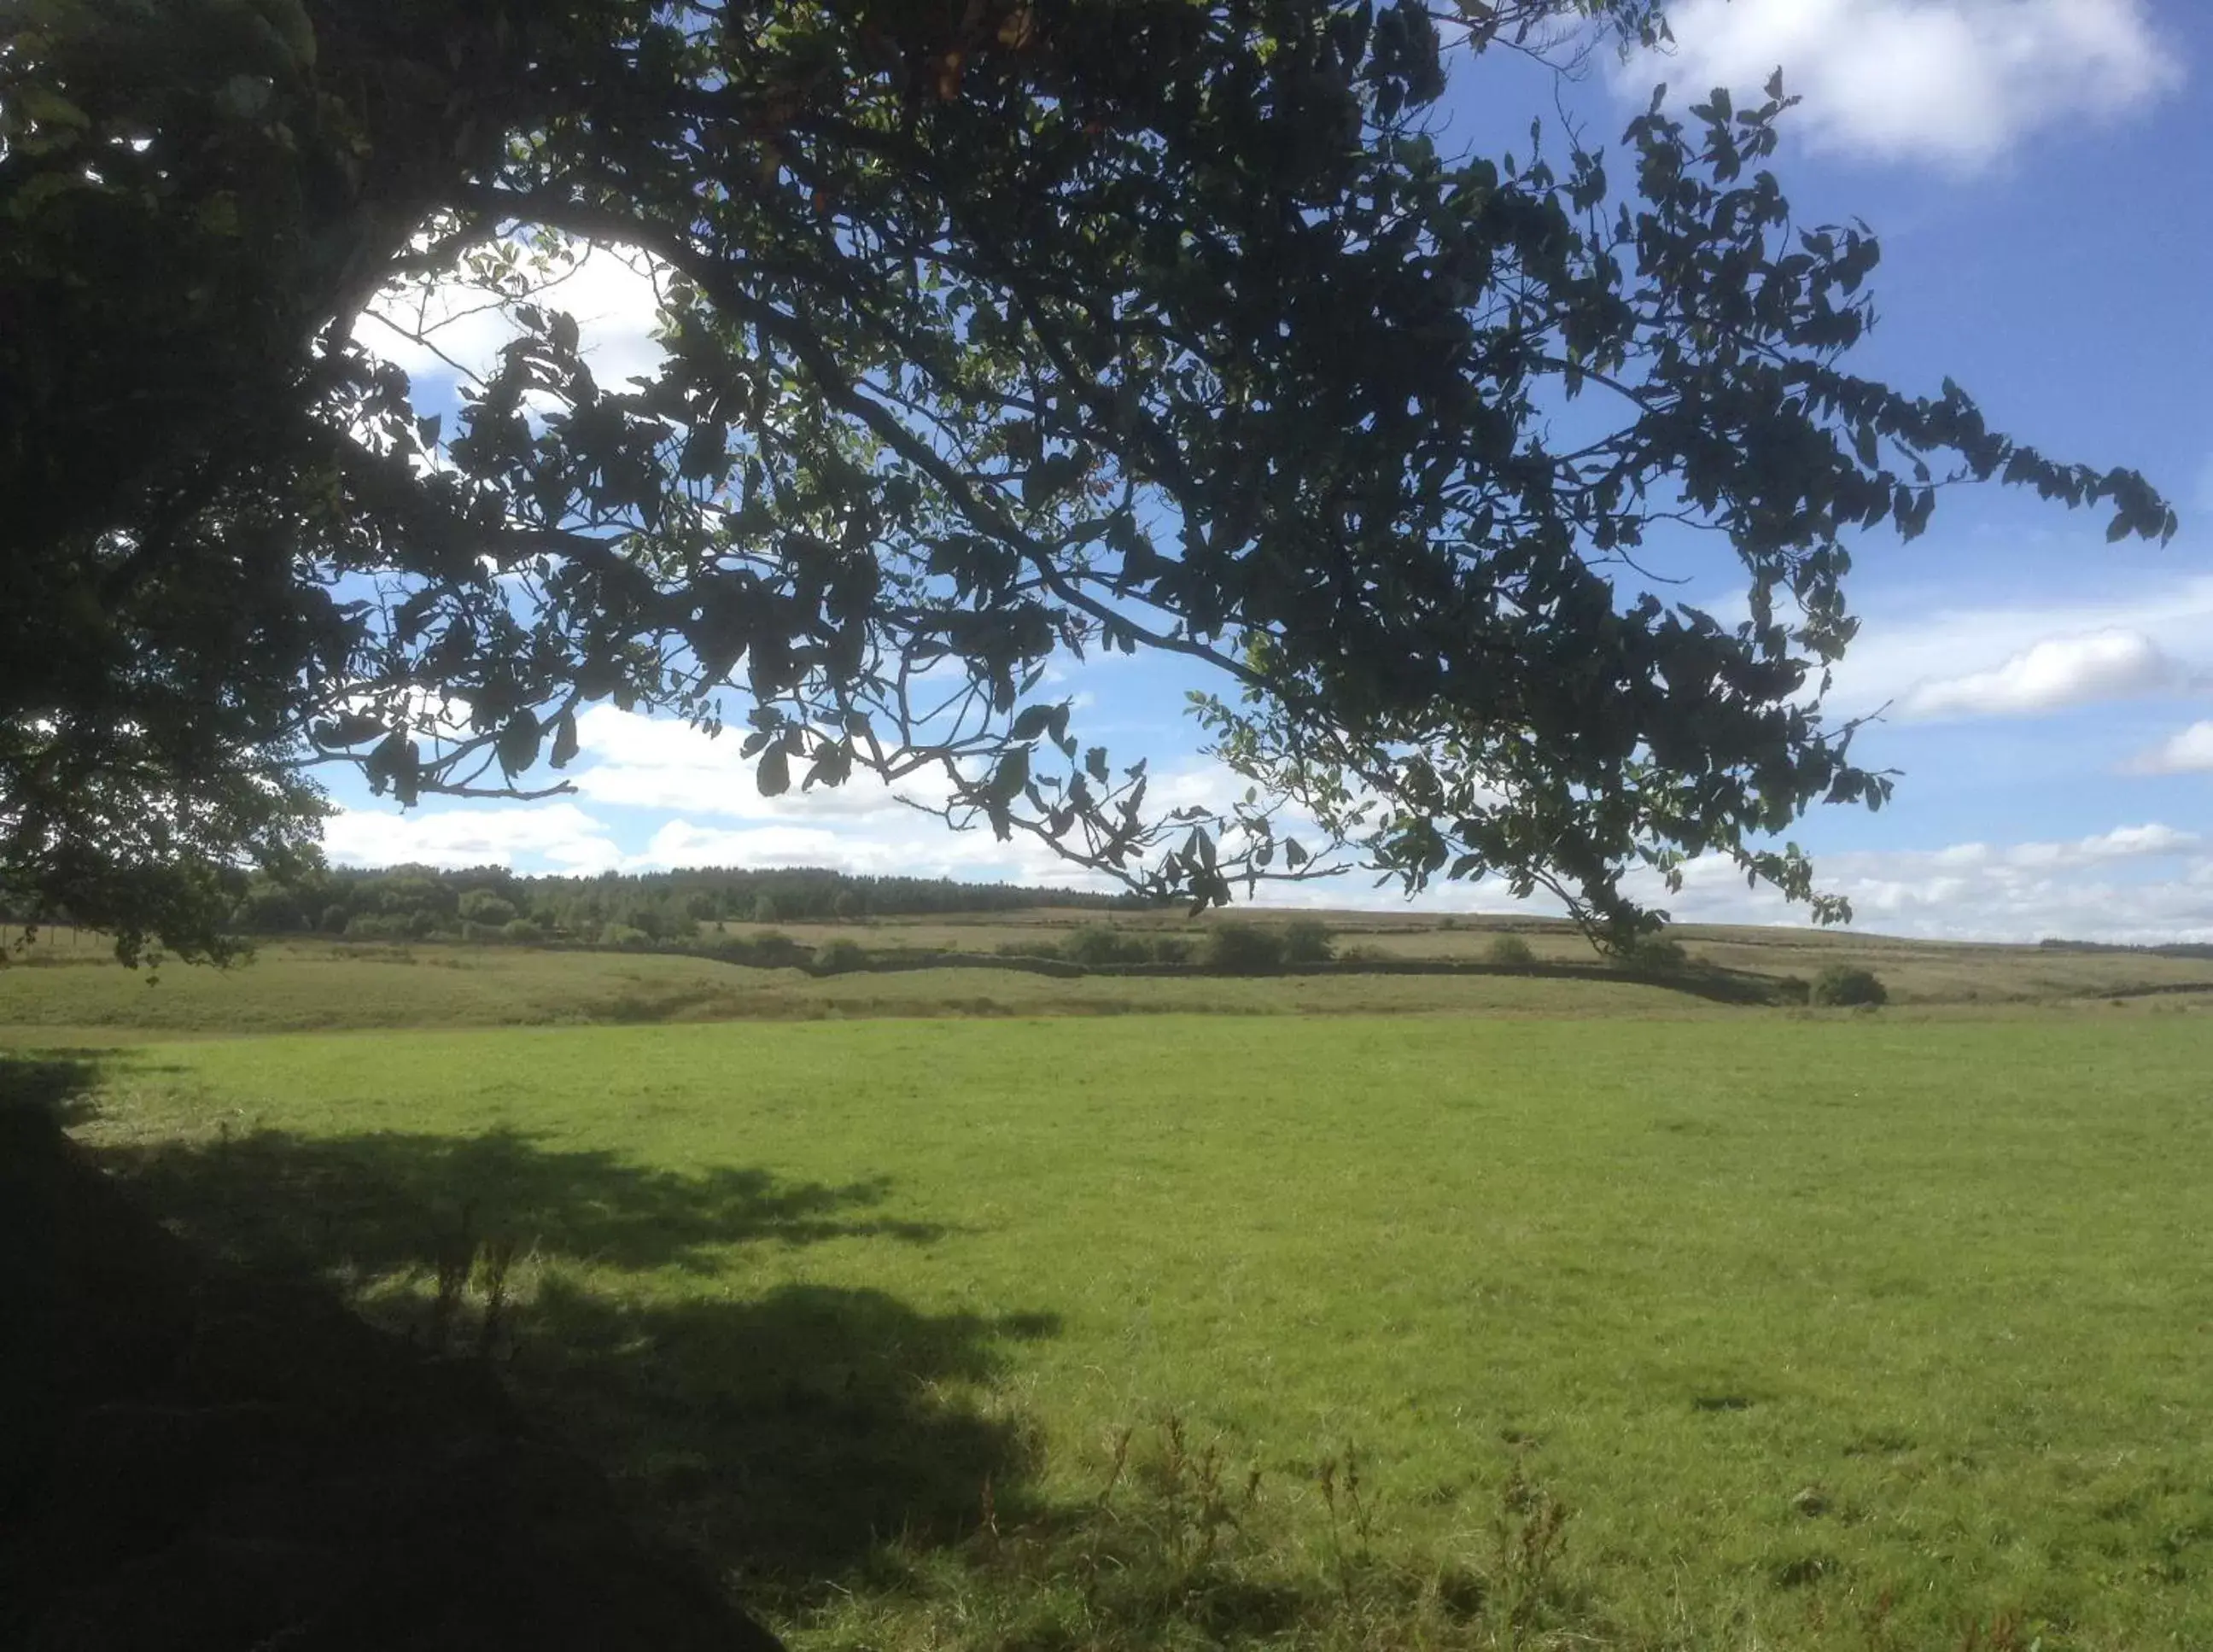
26,961,2213,1650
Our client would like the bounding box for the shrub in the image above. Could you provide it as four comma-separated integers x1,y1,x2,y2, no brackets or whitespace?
1201,921,1285,973
1146,935,1193,965
603,924,651,949
1616,933,1687,972
500,918,546,944
1810,964,1887,1007
1065,924,1142,966
343,913,411,942
752,929,802,964
1486,932,1536,967
995,937,1060,960
320,903,351,933
815,937,867,973
1281,918,1334,964
721,929,806,968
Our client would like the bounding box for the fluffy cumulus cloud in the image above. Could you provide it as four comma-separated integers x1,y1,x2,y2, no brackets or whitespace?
563,706,963,820
2129,720,2213,774
1821,575,2213,722
322,802,623,873
1897,628,2197,720
1632,0,2182,170
1613,823,2213,943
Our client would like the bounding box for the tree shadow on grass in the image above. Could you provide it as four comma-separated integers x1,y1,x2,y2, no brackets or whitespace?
45,1075,1057,1613
0,1049,118,1125
100,1123,955,1277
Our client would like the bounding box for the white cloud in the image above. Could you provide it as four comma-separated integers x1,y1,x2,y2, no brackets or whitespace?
1825,575,2213,721
323,802,622,873
321,794,2213,943
567,706,961,820
1611,824,2213,943
1896,628,2198,720
2129,720,2213,774
356,242,669,389
625,817,1110,886
1633,0,2183,170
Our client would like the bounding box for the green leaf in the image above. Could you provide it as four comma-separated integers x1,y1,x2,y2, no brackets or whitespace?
756,747,791,797
496,711,541,776
20,86,91,130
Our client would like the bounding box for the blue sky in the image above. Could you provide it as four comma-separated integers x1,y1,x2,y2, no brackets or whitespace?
333,0,2213,943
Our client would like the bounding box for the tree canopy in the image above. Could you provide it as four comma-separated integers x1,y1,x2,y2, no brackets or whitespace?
0,0,2175,964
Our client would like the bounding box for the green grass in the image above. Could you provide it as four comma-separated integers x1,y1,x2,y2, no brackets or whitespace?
0,936,1758,1042
5,918,2210,1048
49,1012,2213,1650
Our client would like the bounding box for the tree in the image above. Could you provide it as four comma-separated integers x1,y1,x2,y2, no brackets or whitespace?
1,0,2174,965
458,889,520,926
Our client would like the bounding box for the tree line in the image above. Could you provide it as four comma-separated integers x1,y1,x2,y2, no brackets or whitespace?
219,863,1131,946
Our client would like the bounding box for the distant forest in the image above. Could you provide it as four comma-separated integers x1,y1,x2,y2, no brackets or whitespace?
225,864,1134,945
2037,937,2213,962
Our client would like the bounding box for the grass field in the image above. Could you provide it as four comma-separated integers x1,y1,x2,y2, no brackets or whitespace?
20,950,2213,1650
5,915,2212,1049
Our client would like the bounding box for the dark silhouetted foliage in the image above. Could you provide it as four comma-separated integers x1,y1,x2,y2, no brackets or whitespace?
2,0,2171,964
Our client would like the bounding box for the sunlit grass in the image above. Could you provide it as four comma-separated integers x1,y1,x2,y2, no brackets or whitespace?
64,1012,2213,1649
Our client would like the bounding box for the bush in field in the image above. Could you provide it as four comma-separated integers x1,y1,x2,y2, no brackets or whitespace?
1201,921,1285,973
1486,932,1536,966
1616,933,1687,972
500,919,546,944
719,930,805,968
752,930,803,966
343,913,411,941
1811,964,1887,1007
815,937,867,974
1280,919,1334,964
603,924,651,949
1065,924,1146,966
1147,935,1193,965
